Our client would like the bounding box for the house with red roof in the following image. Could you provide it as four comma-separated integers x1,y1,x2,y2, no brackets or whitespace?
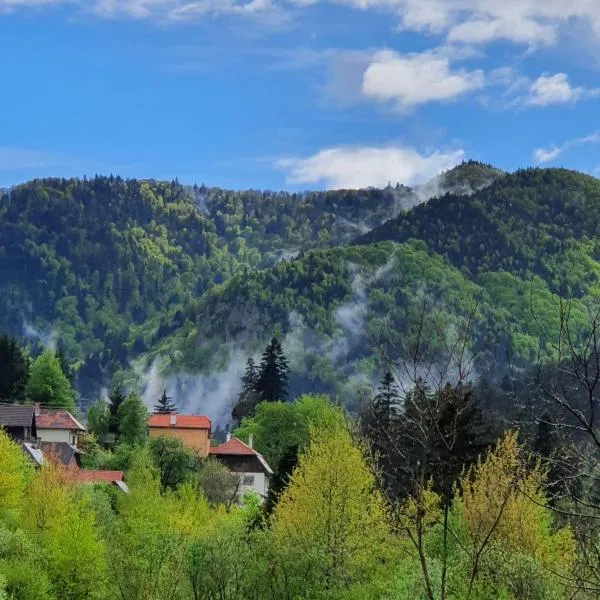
148,412,212,455
210,434,273,500
35,404,86,448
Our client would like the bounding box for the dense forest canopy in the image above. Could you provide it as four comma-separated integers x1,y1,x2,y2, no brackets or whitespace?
1,161,599,415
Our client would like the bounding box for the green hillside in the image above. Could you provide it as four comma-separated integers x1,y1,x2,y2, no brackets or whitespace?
0,164,598,408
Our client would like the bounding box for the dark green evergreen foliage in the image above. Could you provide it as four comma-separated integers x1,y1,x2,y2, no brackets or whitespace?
108,387,125,437
372,370,400,428
358,168,600,290
359,371,401,494
55,343,73,384
154,389,176,414
263,444,299,517
232,358,261,422
256,338,289,402
368,382,496,506
0,335,29,403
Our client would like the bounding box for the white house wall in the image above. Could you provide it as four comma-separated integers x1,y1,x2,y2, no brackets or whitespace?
238,471,269,500
37,429,73,444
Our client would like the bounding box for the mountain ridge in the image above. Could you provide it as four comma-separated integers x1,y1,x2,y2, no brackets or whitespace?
1,164,598,417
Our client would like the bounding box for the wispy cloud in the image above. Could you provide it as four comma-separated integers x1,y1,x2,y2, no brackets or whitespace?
277,145,464,189
0,145,137,184
8,0,600,46
533,131,600,164
0,147,67,171
0,0,280,20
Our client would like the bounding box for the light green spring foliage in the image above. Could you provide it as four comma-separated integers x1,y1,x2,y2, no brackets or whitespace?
20,465,107,600
117,392,148,446
26,350,76,411
0,410,591,600
0,430,32,521
269,417,392,599
234,394,346,467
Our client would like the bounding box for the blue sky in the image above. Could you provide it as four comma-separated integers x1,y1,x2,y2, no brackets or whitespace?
1,0,600,190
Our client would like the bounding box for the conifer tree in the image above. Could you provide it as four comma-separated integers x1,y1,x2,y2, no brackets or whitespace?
0,335,29,403
372,370,400,428
232,357,261,422
108,386,126,437
55,343,73,384
256,337,289,402
154,388,176,414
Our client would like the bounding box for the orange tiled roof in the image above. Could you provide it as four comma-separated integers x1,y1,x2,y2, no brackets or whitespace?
210,437,257,456
210,437,273,474
148,413,211,429
73,470,124,483
37,408,86,431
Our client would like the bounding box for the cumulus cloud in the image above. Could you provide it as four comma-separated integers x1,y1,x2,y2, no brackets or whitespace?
533,131,600,164
526,73,587,106
361,50,485,109
277,145,464,189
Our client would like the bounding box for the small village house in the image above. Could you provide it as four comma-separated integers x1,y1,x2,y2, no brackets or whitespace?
147,412,212,455
0,402,127,492
210,434,272,500
0,403,37,442
35,404,87,447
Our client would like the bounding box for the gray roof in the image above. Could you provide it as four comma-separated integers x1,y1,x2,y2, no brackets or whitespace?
0,404,35,427
40,441,80,467
22,442,44,467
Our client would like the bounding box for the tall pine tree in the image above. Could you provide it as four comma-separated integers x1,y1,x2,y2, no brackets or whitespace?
55,343,73,384
359,370,401,495
108,386,126,437
232,357,261,422
154,388,176,414
0,335,29,403
256,337,289,402
372,370,400,428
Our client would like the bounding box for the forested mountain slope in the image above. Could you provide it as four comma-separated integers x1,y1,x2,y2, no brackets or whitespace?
358,168,600,294
0,163,597,412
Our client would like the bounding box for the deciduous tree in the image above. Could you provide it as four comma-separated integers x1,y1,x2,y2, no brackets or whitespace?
26,350,75,411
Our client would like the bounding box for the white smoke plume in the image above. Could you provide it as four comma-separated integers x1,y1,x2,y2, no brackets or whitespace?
21,319,58,351
138,350,251,426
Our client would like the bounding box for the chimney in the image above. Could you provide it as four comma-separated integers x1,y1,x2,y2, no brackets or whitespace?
226,431,231,442
248,434,253,449
34,403,41,417
169,412,177,426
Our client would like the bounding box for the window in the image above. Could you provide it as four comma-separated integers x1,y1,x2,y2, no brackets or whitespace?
242,475,254,486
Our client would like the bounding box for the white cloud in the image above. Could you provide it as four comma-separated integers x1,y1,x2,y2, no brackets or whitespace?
533,131,600,164
532,147,561,163
277,145,464,189
0,0,275,19
284,0,600,47
527,73,585,106
361,49,485,109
